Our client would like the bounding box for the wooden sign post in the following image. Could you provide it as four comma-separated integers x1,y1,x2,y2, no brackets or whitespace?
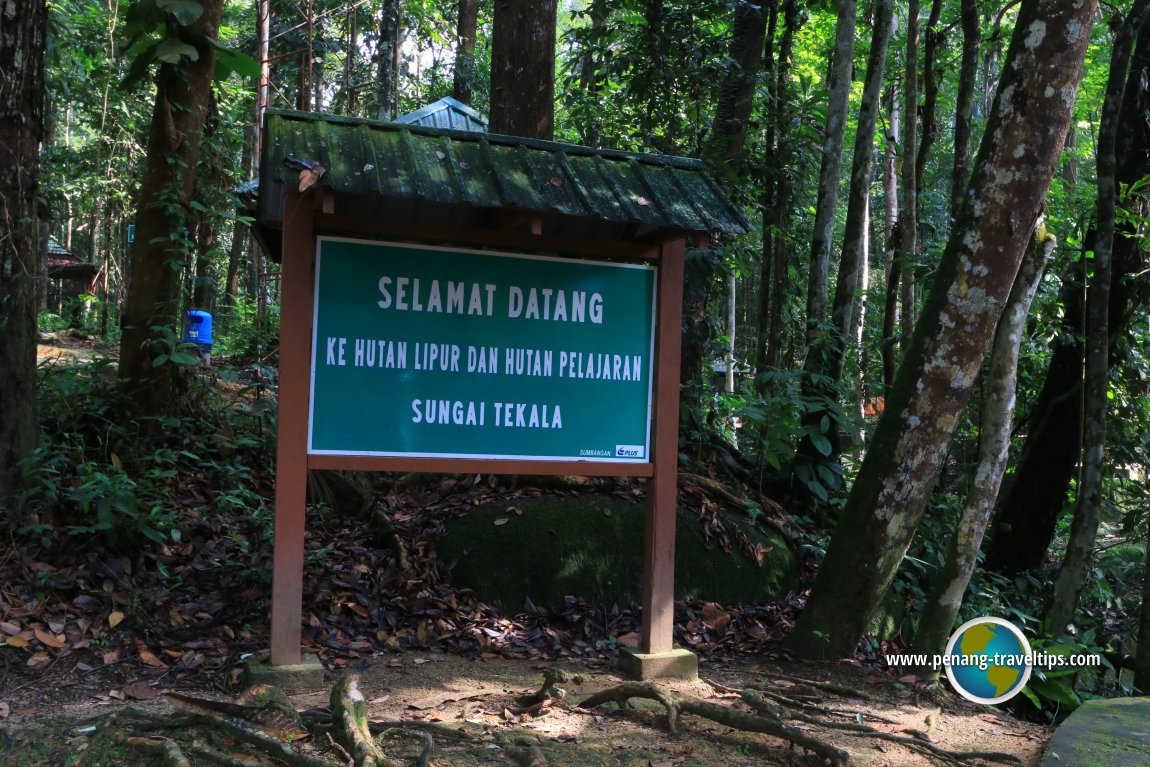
268,186,695,678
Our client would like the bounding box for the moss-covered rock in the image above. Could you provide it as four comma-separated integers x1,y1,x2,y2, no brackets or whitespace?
437,496,797,610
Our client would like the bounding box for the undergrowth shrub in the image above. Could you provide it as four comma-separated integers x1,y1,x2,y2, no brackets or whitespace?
7,355,277,559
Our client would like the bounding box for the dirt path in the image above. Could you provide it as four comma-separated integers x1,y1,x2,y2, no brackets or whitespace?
3,652,1050,766
36,333,109,365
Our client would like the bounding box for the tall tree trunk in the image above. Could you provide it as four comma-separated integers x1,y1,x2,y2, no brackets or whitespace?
911,224,1055,675
0,0,47,494
117,1,224,416
576,0,609,146
1044,0,1150,636
763,0,801,373
708,0,770,176
804,0,858,346
255,0,270,158
452,0,479,105
898,0,919,340
341,4,358,114
951,0,980,216
914,0,943,198
375,0,401,121
756,1,781,381
786,0,1097,660
192,208,216,311
223,125,254,309
489,0,557,139
881,83,900,392
826,0,895,383
986,13,1150,576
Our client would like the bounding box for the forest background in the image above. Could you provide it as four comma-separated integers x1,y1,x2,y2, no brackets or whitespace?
1,0,1149,722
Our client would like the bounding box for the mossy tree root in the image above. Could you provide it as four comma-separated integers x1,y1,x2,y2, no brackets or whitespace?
330,674,405,767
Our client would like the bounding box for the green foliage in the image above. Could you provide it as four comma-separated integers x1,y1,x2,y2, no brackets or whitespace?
121,0,257,87
7,356,276,559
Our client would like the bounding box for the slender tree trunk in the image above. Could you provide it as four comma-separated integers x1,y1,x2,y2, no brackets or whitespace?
452,0,479,105
826,0,895,382
764,0,800,372
1044,0,1150,636
0,0,47,494
787,0,1097,659
881,83,900,392
117,1,224,415
38,217,49,313
375,0,401,121
192,209,215,311
951,0,980,216
898,0,919,339
489,0,557,140
224,126,254,309
576,0,608,146
255,0,270,157
914,0,943,198
804,0,858,347
726,273,736,393
911,224,1055,675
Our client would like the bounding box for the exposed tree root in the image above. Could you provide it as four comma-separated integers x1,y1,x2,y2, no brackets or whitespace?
516,667,569,707
740,689,1022,766
75,680,423,767
750,672,877,701
113,733,192,767
330,674,402,767
581,678,1025,767
495,732,550,766
580,681,850,765
375,729,434,767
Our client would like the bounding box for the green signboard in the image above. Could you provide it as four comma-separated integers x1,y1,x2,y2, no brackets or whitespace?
309,238,656,461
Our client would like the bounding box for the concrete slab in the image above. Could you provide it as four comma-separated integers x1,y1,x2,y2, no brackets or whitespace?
1040,697,1150,767
618,647,698,680
242,654,326,693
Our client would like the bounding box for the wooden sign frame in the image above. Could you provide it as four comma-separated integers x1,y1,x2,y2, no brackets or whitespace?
269,188,687,666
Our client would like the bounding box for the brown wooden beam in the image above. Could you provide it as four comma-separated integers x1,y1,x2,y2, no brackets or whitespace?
642,238,685,654
270,189,317,666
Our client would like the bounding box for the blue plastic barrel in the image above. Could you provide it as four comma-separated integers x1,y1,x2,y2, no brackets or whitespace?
184,310,214,346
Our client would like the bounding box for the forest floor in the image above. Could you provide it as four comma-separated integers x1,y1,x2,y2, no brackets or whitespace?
2,649,1051,766
0,344,1053,765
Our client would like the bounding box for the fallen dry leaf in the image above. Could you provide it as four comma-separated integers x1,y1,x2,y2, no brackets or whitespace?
124,681,159,701
0,701,9,718
34,628,67,649
139,649,167,668
4,634,30,648
108,611,125,628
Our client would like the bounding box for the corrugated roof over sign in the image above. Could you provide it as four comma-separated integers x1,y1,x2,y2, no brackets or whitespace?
394,96,488,133
257,110,750,239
